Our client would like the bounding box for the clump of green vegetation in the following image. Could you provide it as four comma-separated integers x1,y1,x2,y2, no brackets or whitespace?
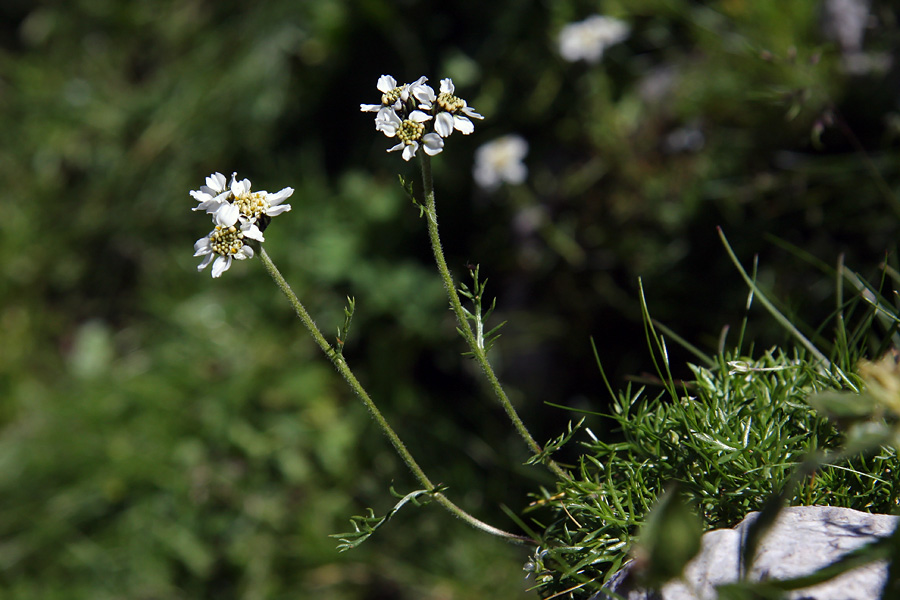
525,257,900,598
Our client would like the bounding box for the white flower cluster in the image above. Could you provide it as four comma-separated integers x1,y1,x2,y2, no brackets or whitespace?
473,135,529,191
191,172,293,278
361,75,483,161
558,15,630,64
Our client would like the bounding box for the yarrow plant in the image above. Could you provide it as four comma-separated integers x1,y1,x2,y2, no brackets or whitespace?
187,64,900,600
189,72,572,557
361,74,483,161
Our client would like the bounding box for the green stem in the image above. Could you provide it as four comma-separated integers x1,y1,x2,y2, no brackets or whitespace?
418,155,571,482
258,248,531,544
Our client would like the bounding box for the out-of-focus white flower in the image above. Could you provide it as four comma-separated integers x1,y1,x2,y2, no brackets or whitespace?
663,126,705,154
473,135,529,191
433,78,483,137
821,0,890,75
193,203,264,278
558,15,630,63
822,0,869,53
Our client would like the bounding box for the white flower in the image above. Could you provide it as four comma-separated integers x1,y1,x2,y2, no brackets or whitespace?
194,203,264,278
191,172,230,214
360,74,401,113
473,135,529,191
360,75,436,116
409,76,436,109
379,109,444,161
433,78,483,137
363,74,485,159
228,173,293,223
374,107,400,135
558,15,630,63
190,172,292,228
822,0,869,53
407,76,436,108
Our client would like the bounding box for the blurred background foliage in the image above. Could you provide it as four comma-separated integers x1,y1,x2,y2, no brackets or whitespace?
1,0,898,597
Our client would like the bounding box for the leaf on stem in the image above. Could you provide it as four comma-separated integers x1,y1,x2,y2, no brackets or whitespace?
398,174,424,217
333,296,356,357
330,485,447,551
525,418,584,466
457,264,506,355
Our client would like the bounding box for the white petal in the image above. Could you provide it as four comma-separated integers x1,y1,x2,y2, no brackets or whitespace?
211,255,232,278
361,103,382,112
378,122,398,136
215,203,240,227
408,110,432,123
194,236,211,256
231,177,251,197
197,253,214,271
376,75,397,93
267,187,294,205
387,142,404,153
402,142,418,161
376,109,401,136
236,246,254,260
454,115,475,135
440,78,454,94
462,106,484,120
435,112,454,137
193,193,226,214
242,223,265,242
413,85,435,107
266,204,291,216
422,134,444,156
207,172,227,192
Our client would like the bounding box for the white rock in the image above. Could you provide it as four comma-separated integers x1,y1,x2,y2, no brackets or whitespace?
599,506,897,600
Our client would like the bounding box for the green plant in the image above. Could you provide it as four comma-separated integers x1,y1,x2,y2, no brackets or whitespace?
524,248,900,598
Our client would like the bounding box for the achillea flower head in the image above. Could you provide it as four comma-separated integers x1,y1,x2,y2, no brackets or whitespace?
190,172,293,277
362,74,482,161
433,78,483,137
473,135,529,191
378,108,444,162
558,15,630,63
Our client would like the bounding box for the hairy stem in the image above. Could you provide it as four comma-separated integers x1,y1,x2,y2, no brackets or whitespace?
418,154,570,482
259,248,531,544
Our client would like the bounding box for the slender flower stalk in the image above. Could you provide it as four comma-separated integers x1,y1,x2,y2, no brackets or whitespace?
418,154,571,482
258,247,532,545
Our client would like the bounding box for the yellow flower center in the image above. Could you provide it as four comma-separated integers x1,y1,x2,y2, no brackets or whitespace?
397,119,424,145
437,92,465,113
233,191,269,220
381,85,406,106
208,224,244,256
